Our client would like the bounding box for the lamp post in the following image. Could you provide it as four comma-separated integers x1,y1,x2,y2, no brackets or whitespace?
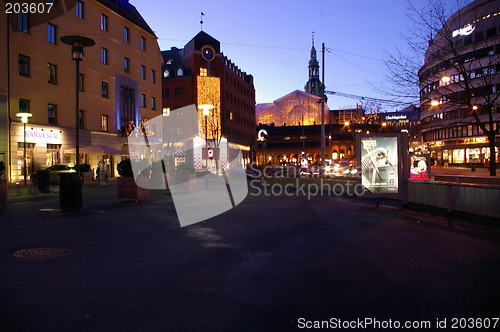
198,104,214,188
16,111,32,186
60,35,95,213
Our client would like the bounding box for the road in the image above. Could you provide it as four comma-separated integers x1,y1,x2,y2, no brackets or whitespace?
1,180,499,331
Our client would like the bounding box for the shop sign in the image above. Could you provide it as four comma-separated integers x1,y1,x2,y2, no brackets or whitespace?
458,137,488,144
385,115,407,121
452,24,475,38
22,127,61,144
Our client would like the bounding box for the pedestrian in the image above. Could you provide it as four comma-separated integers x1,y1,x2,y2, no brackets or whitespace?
99,159,108,186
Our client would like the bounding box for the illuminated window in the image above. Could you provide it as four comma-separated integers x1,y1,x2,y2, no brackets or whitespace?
124,57,129,73
101,48,108,65
200,68,208,76
176,68,183,76
75,1,83,18
140,93,146,108
47,23,56,44
101,115,109,132
100,14,108,31
124,27,129,42
140,36,146,51
140,65,145,79
18,12,28,33
163,69,170,78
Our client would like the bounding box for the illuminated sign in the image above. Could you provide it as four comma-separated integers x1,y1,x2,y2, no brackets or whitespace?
257,129,268,141
458,137,488,144
360,136,399,194
21,127,62,144
452,24,475,37
385,115,407,121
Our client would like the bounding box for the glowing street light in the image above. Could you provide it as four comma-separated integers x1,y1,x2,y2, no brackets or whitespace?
60,35,95,213
16,110,32,186
198,104,214,186
431,99,440,107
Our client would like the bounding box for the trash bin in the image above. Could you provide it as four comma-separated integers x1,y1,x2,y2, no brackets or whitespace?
37,170,50,193
59,172,82,212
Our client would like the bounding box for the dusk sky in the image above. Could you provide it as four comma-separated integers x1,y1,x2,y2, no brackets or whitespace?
134,0,471,112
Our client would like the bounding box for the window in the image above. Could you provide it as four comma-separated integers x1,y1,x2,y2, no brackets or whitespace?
101,81,109,98
486,27,497,38
124,57,129,73
100,14,108,31
140,93,146,108
140,65,145,79
47,23,56,44
200,68,208,76
150,97,156,110
162,88,169,98
150,69,155,83
18,12,28,33
78,110,84,128
78,73,84,92
101,115,109,132
18,54,29,77
123,27,129,42
120,86,135,126
75,0,83,18
163,69,170,78
19,99,30,113
101,48,108,65
140,36,146,50
175,87,183,97
176,68,183,76
48,63,57,84
48,104,57,124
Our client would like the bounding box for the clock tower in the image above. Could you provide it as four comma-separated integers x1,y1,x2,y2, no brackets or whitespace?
304,37,322,96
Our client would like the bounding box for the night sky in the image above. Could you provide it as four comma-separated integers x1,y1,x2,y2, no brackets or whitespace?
134,0,473,111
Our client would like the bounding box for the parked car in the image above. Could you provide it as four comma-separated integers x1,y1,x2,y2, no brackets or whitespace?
30,163,75,185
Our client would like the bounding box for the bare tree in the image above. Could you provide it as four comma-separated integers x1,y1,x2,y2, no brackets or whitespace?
384,0,499,175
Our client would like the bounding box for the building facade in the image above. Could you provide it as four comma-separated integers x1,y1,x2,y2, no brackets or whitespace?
161,31,256,170
256,90,329,127
256,123,394,166
419,0,500,166
0,0,162,183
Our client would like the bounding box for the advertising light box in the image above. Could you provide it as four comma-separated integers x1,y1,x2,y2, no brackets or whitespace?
360,136,399,194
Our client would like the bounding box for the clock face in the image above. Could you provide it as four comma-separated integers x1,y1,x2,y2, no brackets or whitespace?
201,46,215,61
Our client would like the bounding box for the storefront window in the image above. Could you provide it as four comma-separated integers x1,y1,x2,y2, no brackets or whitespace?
452,149,465,163
466,148,481,163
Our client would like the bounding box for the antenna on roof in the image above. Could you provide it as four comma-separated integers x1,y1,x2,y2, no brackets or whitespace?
200,12,205,31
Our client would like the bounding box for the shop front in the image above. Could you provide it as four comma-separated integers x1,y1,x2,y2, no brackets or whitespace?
428,137,499,167
10,124,66,183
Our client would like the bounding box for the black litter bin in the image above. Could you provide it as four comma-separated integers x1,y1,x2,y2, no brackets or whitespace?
59,172,82,212
37,170,50,193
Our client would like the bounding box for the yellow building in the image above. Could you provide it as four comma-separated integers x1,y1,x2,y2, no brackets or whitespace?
0,0,162,183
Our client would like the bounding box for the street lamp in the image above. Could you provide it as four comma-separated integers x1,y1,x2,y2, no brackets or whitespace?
16,111,32,186
60,35,95,213
198,104,214,186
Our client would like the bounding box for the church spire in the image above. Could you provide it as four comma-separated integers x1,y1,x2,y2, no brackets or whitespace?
304,33,322,96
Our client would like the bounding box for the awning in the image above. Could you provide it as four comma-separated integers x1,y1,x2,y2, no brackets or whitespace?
65,145,129,155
